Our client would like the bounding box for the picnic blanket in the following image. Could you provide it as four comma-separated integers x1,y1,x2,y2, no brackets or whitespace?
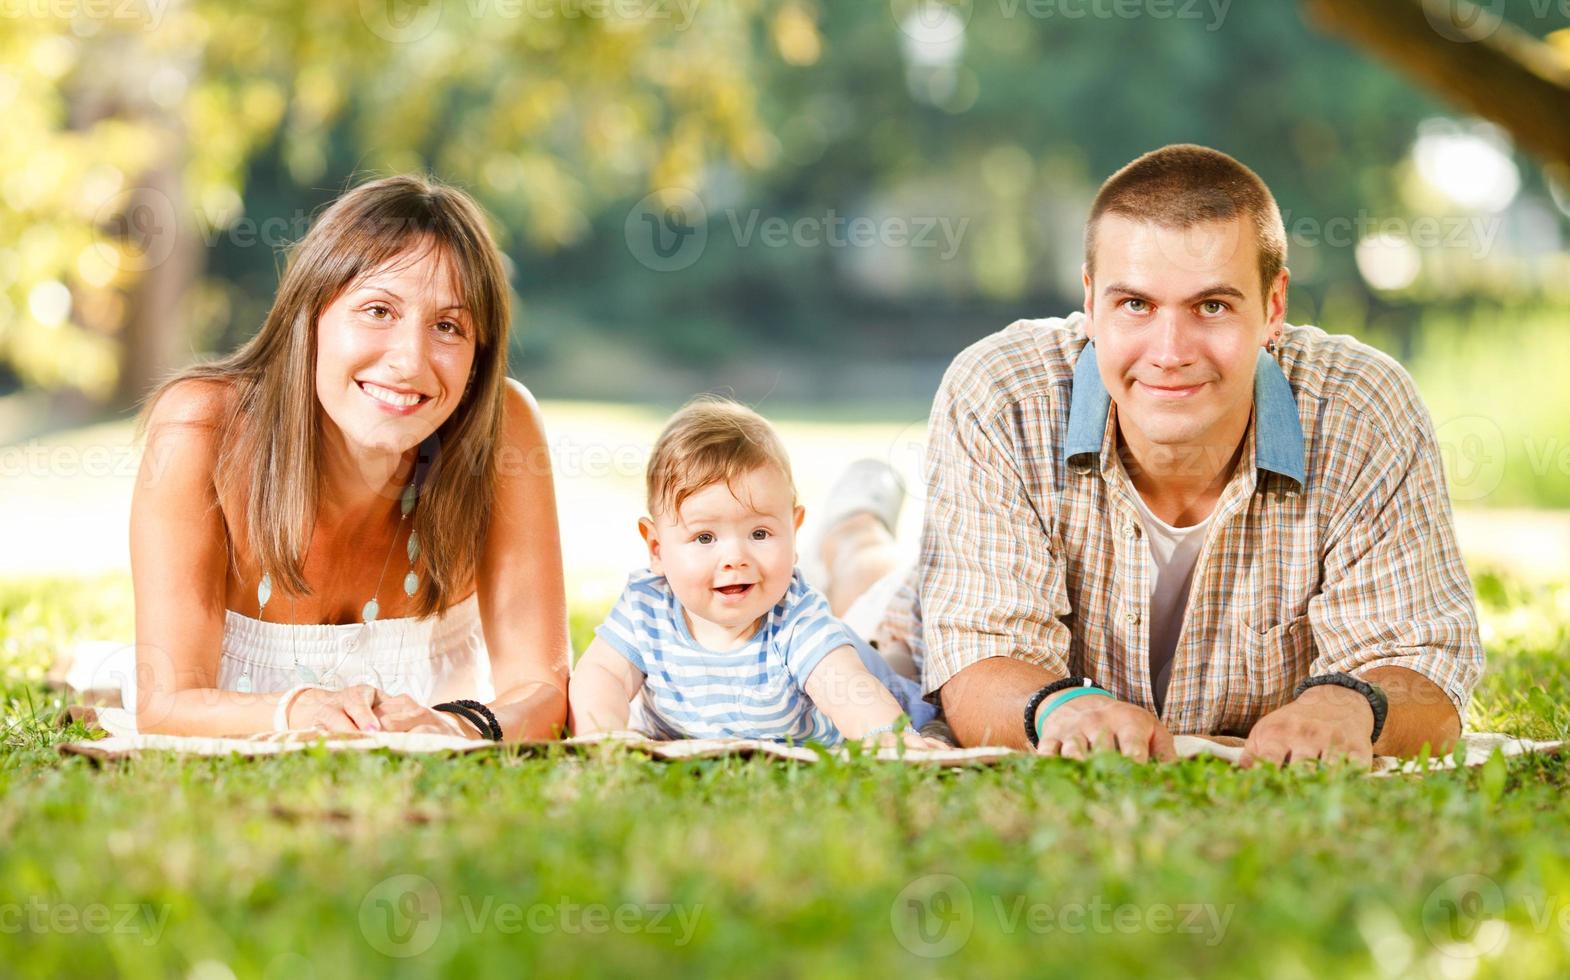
57,707,1567,776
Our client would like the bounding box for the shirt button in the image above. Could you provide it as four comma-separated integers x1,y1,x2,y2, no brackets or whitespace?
1123,522,1138,538
1126,610,1140,625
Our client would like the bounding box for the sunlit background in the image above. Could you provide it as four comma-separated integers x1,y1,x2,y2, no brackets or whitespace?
3,0,1570,611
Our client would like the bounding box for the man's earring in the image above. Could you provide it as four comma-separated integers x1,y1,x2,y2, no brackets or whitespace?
1265,336,1279,356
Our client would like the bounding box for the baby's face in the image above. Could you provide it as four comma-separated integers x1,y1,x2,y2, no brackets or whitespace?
642,465,804,641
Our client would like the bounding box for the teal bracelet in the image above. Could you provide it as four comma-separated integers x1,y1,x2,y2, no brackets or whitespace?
1033,687,1113,745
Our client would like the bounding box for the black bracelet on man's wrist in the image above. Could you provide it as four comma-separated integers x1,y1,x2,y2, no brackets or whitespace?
434,700,503,741
1024,676,1101,748
1291,673,1388,744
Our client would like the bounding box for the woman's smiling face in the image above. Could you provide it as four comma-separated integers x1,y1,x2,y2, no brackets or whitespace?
314,239,477,458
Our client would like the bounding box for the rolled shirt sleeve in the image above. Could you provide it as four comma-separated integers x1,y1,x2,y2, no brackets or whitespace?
1305,396,1486,723
918,351,1074,700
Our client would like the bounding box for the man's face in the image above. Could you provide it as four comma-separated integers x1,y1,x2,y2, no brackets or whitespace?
1082,214,1287,478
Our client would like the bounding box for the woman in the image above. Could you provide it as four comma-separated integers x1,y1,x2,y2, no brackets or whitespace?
119,174,569,740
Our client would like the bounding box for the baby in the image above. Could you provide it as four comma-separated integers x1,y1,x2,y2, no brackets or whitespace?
569,398,942,750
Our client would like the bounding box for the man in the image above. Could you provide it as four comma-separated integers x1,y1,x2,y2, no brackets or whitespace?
857,144,1483,768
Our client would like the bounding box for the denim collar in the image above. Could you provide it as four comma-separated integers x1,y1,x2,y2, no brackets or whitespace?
1061,339,1306,489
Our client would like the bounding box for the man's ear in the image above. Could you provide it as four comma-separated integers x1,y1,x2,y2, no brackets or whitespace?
1081,263,1096,337
1266,266,1290,333
638,517,662,573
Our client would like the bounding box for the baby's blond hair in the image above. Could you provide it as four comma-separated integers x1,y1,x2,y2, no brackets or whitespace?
646,397,797,519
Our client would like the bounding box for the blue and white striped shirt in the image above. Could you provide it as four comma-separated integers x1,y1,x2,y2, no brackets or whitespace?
594,567,861,745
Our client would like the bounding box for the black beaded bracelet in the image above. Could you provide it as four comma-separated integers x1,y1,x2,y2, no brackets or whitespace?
433,702,490,739
434,700,502,741
1024,676,1100,748
1292,673,1388,744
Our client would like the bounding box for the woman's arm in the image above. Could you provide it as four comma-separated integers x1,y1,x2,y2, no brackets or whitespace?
567,636,647,735
131,380,319,735
474,379,573,740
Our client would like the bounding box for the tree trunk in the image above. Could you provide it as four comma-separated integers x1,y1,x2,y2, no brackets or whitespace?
1303,0,1570,172
112,158,200,413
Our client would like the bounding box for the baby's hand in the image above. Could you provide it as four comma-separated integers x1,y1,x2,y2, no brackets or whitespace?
864,727,949,753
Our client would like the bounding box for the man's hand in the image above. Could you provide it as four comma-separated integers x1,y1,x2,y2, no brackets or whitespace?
1240,684,1375,769
1035,694,1176,763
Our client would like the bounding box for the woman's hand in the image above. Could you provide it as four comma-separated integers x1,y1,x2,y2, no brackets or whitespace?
286,684,386,732
372,694,487,739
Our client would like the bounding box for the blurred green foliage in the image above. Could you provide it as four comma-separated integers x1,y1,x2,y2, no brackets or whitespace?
3,1,1567,452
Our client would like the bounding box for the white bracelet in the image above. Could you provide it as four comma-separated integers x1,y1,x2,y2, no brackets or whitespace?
273,684,323,732
861,722,896,739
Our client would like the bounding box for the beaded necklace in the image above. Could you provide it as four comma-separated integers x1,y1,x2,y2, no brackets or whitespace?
237,473,421,692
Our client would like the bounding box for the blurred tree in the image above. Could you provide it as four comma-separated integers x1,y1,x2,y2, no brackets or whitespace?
1305,0,1570,173
2,0,775,410
5,0,1565,414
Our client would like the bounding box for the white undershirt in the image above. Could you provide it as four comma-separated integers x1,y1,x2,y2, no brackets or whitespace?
1127,490,1215,715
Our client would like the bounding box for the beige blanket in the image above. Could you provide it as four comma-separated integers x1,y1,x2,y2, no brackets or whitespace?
57,711,1567,776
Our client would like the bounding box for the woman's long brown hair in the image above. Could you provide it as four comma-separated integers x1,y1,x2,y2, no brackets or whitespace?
136,173,512,619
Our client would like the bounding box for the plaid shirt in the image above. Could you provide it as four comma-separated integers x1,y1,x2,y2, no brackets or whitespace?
886,313,1485,736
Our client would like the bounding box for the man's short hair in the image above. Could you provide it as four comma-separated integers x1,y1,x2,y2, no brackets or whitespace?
1085,144,1287,298
646,396,797,519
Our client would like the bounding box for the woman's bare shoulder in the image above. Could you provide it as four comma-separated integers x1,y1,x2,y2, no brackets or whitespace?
138,377,241,516
145,376,236,431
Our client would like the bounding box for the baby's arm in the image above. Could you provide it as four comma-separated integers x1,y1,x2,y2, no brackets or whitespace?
803,646,944,749
567,636,647,736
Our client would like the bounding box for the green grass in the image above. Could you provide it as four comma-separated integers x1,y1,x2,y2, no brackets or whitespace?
3,568,1569,978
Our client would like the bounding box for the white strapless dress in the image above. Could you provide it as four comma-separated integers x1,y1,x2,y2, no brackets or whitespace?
81,593,493,736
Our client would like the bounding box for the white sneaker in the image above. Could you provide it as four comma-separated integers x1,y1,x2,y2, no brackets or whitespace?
800,459,906,589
